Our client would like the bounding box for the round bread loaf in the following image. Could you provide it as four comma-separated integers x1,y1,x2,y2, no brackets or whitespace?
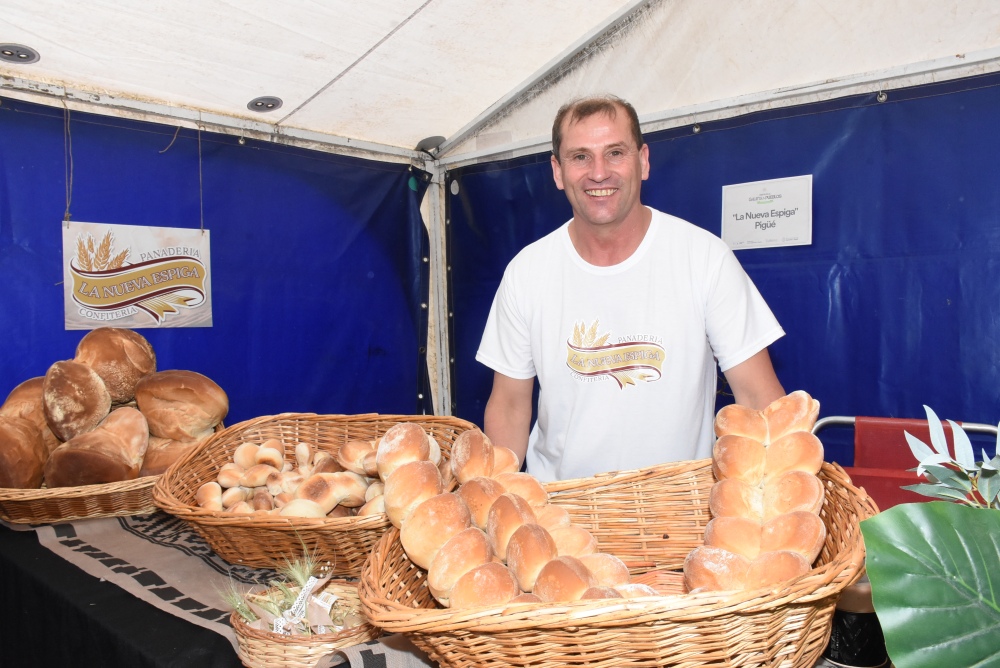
714,404,767,442
613,583,660,599
509,592,542,604
703,516,762,560
0,415,46,488
712,434,766,485
43,406,149,487
195,481,223,508
365,481,385,502
337,439,375,475
357,495,385,517
492,471,548,507
278,498,328,518
532,555,597,602
43,359,112,442
760,510,827,562
134,370,228,440
376,422,431,481
581,586,623,600
549,524,598,558
450,428,494,484
763,431,825,481
73,327,156,403
255,442,284,469
456,475,507,529
491,446,521,476
533,503,571,532
233,442,261,469
761,390,820,443
427,526,493,606
578,552,631,588
682,545,750,593
221,485,250,509
400,492,472,570
448,561,520,609
217,462,244,488
139,435,206,477
383,459,443,528
505,523,557,592
486,492,537,560
1,377,62,455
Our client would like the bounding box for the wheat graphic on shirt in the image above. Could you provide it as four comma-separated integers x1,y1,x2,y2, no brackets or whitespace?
571,319,648,388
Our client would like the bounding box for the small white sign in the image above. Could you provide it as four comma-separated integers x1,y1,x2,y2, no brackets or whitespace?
721,175,812,250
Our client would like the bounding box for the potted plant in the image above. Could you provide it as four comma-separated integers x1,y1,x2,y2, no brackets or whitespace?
859,406,1000,668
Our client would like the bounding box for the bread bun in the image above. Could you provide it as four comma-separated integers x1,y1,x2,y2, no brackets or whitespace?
383,459,443,528
762,470,825,520
294,471,369,513
337,439,375,475
427,526,493,606
533,503,571,532
703,516,761,560
217,462,244,488
0,415,46,488
760,511,826,563
277,498,327,518
743,550,811,589
139,435,206,477
532,555,597,602
486,492,537,560
1,377,62,455
73,327,156,403
312,454,345,474
580,586,623,600
711,435,766,485
682,546,750,593
365,481,384,502
240,463,279,489
356,495,385,517
255,441,284,469
233,442,260,469
457,476,507,529
549,524,598,558
578,552,630,588
450,428,494,484
714,404,767,441
761,390,820,443
448,562,520,609
492,471,548,507
763,431,824,481
294,442,313,468
505,523,558,592
43,360,112,441
708,478,763,521
43,406,149,487
134,370,228,440
491,446,521,476
400,492,472,570
195,481,223,508
613,583,660,599
508,592,542,604
376,423,431,481
221,485,250,508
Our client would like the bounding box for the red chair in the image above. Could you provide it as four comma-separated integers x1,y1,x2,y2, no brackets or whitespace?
812,416,997,511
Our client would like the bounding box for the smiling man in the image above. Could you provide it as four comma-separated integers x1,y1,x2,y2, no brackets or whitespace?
475,94,786,482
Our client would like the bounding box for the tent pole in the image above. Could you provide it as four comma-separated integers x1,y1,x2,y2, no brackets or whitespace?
423,162,453,417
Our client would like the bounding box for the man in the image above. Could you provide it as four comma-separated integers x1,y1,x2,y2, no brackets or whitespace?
476,95,785,482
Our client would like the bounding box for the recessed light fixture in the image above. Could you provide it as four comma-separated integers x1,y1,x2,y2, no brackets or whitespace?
247,96,282,112
0,44,40,64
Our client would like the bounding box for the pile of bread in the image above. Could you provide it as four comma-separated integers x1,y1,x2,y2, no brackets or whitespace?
683,391,826,593
0,327,228,490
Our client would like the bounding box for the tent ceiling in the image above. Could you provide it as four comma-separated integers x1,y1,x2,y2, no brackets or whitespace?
3,1,1000,165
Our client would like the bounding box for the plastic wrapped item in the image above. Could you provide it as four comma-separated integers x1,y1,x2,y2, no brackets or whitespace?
822,574,890,667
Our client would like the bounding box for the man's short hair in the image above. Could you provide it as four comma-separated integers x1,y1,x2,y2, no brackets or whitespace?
552,95,644,161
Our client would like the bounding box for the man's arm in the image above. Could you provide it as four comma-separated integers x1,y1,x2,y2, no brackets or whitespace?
722,348,785,410
483,371,535,467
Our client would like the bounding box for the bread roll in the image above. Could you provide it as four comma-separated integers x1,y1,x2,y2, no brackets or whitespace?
703,516,762,560
711,435,766,485
327,504,355,518
763,431,824,481
509,592,542,604
448,562,520,609
743,550,811,590
400,492,472,570
491,446,521,476
233,442,261,470
365,481,384,502
682,546,750,593
195,481,222,508
709,478,763,521
613,583,660,599
533,503,571,532
43,406,149,487
135,370,228,440
450,428,494,484
357,495,385,517
294,471,368,513
426,433,442,466
312,454,345,474
139,435,205,477
337,439,375,475
457,476,507,529
383,459,443,528
362,450,379,477
376,422,431,481
427,526,493,606
221,485,250,508
714,404,767,441
0,415,46,488
217,462,244,488
581,586,623,600
533,555,597,602
278,498,328,518
761,470,825,520
492,471,548,507
43,360,112,442
294,442,313,468
505,523,558,592
578,553,630,588
240,463,279,488
252,487,274,512
486,492,537,560
760,511,826,563
73,327,156,403
255,442,284,469
761,390,820,443
1,377,62,455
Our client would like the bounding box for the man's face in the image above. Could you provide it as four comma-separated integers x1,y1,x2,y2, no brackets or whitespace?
551,110,649,230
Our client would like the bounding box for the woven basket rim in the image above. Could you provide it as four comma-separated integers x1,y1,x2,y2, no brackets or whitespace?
359,460,876,633
0,474,158,502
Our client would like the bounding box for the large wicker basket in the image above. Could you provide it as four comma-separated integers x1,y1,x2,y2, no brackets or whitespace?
359,460,877,668
232,579,381,668
0,475,158,524
153,412,476,575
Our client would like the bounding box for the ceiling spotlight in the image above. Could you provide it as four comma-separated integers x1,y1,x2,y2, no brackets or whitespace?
415,135,446,156
0,44,40,64
247,96,283,112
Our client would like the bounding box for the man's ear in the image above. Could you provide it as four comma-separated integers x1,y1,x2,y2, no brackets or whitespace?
640,143,650,181
550,154,565,190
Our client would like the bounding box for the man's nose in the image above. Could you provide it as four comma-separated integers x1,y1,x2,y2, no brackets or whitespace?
588,154,609,181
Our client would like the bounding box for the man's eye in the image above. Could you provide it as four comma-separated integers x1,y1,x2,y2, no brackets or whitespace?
572,154,589,161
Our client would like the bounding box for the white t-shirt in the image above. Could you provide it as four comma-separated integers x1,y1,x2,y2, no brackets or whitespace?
476,207,784,482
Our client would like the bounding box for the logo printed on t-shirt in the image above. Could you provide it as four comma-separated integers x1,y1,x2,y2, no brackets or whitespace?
565,319,664,389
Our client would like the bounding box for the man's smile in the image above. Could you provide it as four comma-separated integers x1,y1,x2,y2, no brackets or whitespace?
585,188,618,197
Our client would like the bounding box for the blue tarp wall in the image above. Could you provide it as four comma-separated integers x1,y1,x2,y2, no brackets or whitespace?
0,97,432,423
448,72,1000,465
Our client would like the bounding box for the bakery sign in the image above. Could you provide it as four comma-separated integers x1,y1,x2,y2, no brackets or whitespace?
721,175,812,250
62,221,212,330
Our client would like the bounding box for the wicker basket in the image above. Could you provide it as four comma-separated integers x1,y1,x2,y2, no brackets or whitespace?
153,412,476,575
359,460,878,668
0,475,158,524
232,579,381,668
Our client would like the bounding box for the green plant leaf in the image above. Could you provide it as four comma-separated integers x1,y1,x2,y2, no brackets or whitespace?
979,469,1000,507
921,463,972,492
901,482,972,503
860,502,1000,668
905,430,937,465
923,405,950,456
947,420,976,470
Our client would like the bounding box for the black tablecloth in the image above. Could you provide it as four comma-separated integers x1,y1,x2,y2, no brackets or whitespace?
0,524,243,668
